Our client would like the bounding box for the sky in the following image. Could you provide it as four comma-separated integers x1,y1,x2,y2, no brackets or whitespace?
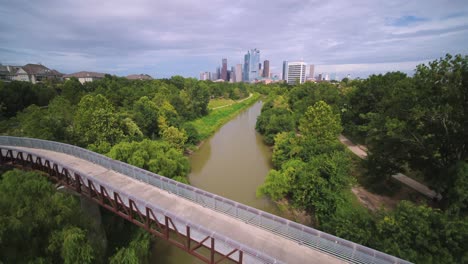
0,0,467,79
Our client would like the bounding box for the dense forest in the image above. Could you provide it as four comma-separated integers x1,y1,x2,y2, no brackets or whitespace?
0,76,251,263
255,54,467,263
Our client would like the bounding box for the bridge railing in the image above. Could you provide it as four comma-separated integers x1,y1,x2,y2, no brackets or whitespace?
0,136,412,264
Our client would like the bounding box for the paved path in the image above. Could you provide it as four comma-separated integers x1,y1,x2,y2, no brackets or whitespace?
8,146,345,264
338,135,367,159
339,135,441,200
211,93,253,110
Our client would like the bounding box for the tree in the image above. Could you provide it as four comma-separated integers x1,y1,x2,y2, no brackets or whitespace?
271,132,300,169
373,201,468,264
257,168,292,201
0,81,50,118
356,55,468,208
132,96,160,138
62,77,85,105
0,170,101,263
109,231,151,264
49,227,95,264
17,96,75,142
299,101,342,143
108,140,190,179
160,125,188,151
74,94,124,147
256,107,295,145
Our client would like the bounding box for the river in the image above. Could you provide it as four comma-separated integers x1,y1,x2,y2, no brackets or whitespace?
151,101,277,263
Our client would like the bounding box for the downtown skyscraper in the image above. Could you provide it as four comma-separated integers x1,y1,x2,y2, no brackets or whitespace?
243,49,260,82
221,58,228,81
263,60,270,78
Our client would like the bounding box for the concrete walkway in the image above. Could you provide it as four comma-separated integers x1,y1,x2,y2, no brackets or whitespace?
7,146,345,264
339,135,441,200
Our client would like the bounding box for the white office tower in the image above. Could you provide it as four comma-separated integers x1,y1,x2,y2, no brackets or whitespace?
287,62,307,84
199,72,210,81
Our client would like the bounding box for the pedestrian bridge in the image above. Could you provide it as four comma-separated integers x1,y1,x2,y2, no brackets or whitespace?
0,136,411,264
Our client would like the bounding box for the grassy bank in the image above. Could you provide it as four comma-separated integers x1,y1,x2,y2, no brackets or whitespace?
208,98,235,109
189,93,260,141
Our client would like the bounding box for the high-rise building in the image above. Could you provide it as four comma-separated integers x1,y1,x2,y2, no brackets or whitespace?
216,67,221,80
318,73,323,81
287,62,307,84
221,58,228,81
243,49,260,82
324,73,329,81
230,66,235,83
309,64,315,79
263,60,270,78
282,61,288,81
235,64,242,82
199,72,210,80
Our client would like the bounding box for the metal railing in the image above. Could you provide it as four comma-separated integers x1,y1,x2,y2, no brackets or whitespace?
0,136,412,264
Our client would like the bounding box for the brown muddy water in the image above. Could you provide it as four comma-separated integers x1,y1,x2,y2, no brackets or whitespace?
151,101,277,263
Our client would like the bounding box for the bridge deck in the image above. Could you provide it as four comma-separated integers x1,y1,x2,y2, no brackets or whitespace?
10,146,344,264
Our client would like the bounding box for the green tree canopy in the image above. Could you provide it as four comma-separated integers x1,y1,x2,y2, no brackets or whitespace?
108,139,190,179
74,94,125,148
0,170,101,263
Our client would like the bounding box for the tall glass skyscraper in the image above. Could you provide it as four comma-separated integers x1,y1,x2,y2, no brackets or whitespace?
243,49,260,82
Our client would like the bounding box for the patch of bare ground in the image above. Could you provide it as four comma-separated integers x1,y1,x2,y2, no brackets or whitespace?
351,186,398,211
275,199,313,226
351,185,427,211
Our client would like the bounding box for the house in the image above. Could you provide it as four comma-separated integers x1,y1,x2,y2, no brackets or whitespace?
63,71,107,84
126,74,153,80
0,65,21,81
0,64,61,83
19,64,62,83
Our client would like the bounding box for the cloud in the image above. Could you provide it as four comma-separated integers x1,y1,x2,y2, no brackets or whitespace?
0,0,467,78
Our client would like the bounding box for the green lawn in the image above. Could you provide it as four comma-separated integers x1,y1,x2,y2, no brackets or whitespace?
189,93,260,141
208,98,235,109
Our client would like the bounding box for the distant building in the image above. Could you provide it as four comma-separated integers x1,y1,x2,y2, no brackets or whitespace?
230,66,235,83
221,58,228,81
286,62,307,85
309,64,315,78
324,73,329,81
199,72,210,81
318,73,323,81
263,60,270,78
211,71,218,81
216,67,221,80
2,64,62,83
235,64,242,82
282,61,288,81
243,49,260,82
126,74,153,80
0,65,21,81
64,71,106,84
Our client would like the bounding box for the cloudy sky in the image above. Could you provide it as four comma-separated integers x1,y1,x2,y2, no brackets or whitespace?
1,0,467,79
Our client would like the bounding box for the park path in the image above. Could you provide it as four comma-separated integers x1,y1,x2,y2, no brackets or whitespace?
211,93,253,110
339,135,441,200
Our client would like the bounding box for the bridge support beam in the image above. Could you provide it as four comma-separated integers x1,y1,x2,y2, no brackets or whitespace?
0,147,244,264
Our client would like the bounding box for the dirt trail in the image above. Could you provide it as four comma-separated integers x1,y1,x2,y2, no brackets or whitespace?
351,186,398,211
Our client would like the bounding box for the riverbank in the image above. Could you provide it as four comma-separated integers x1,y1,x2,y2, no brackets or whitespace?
188,93,260,142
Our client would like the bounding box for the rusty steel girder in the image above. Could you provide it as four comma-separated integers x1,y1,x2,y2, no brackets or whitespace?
0,147,243,264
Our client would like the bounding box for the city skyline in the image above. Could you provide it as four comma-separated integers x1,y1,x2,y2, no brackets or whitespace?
1,0,467,78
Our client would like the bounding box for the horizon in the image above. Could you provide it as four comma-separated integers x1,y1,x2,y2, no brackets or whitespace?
1,0,467,79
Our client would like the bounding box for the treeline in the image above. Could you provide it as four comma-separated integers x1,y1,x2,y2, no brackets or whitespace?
254,54,467,263
1,75,250,179
0,75,251,263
